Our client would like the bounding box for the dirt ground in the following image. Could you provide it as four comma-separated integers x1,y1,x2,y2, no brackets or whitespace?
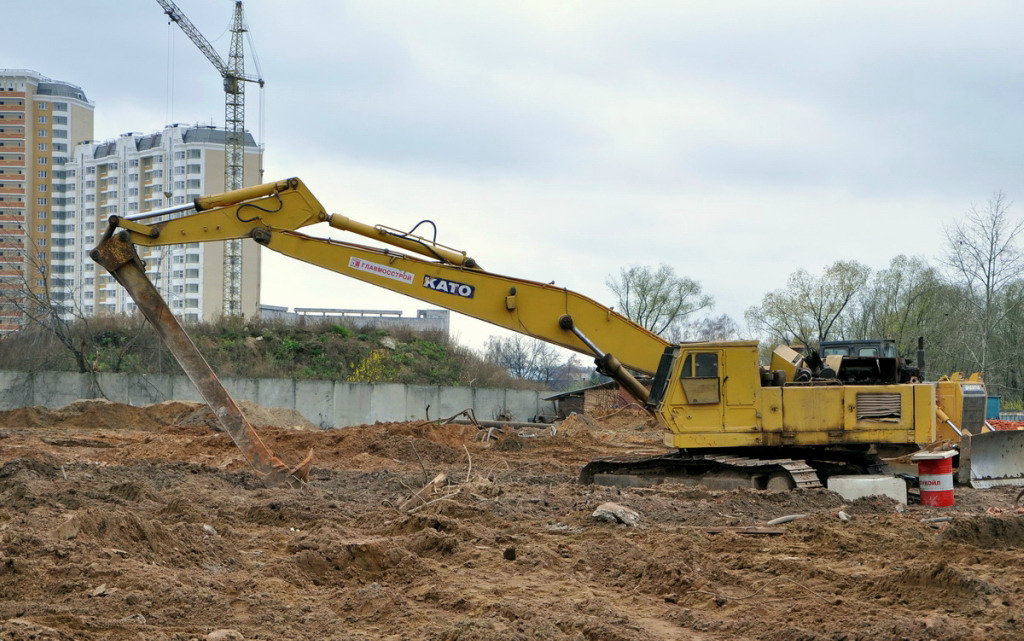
1,400,1023,641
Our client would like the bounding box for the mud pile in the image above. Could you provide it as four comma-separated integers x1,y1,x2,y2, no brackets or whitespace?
0,400,1022,640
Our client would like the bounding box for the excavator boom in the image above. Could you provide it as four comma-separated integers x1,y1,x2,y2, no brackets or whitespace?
102,177,669,374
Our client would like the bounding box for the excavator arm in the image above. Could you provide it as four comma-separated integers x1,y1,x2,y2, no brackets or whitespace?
96,178,669,374
91,177,669,485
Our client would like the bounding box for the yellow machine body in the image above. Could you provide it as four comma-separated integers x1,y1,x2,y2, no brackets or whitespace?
90,177,1024,488
652,342,935,449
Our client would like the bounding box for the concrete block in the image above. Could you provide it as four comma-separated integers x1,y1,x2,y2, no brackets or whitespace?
0,371,33,410
224,377,260,404
35,371,89,407
405,385,441,422
254,377,295,409
333,382,371,428
368,384,406,423
295,380,334,428
124,373,175,406
827,474,907,505
437,386,474,419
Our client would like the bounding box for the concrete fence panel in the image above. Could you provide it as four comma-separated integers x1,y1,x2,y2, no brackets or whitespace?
0,370,556,429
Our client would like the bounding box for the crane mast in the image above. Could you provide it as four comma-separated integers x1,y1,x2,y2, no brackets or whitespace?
155,0,263,316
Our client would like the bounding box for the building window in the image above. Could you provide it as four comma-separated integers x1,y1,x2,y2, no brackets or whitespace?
186,269,199,278
174,151,186,160
37,238,47,247
37,115,48,124
36,224,46,232
37,101,48,110
36,199,47,208
53,129,67,139
38,184,47,192
187,179,201,189
37,143,48,151
187,149,201,159
53,102,67,111
186,283,199,293
37,170,46,178
37,129,48,137
38,157,47,165
53,116,67,125
186,164,201,174
186,254,200,263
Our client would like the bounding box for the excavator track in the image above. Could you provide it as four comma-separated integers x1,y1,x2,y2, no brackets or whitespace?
579,448,884,490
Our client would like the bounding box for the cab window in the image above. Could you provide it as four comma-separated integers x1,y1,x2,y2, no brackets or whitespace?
858,347,878,357
823,347,850,356
681,353,718,378
695,353,718,377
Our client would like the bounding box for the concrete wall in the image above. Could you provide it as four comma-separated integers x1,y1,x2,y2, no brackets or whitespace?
0,370,555,429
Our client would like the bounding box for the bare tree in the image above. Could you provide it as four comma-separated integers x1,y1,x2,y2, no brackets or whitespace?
0,238,94,372
745,260,871,347
943,192,1024,375
485,334,561,385
670,314,741,342
851,255,947,356
606,264,712,337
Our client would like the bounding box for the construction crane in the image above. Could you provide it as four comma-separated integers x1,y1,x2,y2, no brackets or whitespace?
155,0,264,316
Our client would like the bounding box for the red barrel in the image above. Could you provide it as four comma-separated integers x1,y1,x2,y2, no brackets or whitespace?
915,453,955,507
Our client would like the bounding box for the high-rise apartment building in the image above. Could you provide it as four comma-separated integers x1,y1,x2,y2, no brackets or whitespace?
59,124,263,322
0,70,262,330
0,70,93,332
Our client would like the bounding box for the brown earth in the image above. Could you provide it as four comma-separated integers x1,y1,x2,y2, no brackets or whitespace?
1,403,1022,640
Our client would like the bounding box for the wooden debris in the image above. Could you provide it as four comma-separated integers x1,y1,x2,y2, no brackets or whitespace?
703,526,786,536
399,472,448,512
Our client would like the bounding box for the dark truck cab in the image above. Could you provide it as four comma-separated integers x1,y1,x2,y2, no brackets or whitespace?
817,339,921,384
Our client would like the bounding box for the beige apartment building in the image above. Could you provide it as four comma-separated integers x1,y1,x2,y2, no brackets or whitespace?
0,70,261,330
0,70,93,331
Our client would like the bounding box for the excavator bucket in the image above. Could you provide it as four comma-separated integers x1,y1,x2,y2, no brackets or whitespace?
91,231,312,488
958,430,1024,488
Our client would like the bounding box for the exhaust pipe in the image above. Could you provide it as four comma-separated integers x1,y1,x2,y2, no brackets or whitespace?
917,336,926,381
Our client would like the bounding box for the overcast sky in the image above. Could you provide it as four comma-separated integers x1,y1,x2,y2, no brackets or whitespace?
7,1,1023,353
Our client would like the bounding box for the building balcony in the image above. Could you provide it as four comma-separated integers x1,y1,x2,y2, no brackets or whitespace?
0,201,26,208
0,105,25,112
0,146,26,153
0,160,26,166
0,133,25,139
0,119,26,125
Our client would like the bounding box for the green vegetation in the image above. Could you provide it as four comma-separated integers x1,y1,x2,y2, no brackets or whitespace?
0,316,529,389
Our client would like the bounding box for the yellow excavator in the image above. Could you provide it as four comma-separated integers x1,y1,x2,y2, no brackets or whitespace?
90,177,1024,489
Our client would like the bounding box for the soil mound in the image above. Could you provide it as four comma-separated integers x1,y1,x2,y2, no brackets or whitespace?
940,514,1024,549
